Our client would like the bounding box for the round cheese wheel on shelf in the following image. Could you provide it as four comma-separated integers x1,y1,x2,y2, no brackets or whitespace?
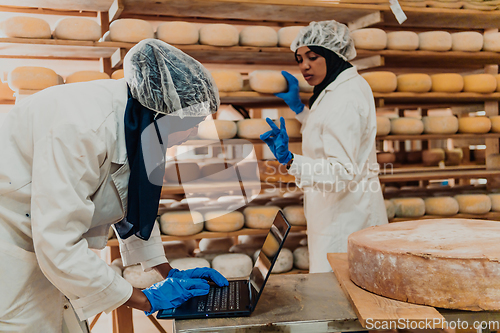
239,26,278,47
445,148,463,166
210,70,243,92
101,30,111,41
271,248,293,273
490,116,500,132
198,119,237,140
483,32,500,52
109,264,122,276
111,69,124,80
418,31,452,51
123,265,163,289
463,74,497,93
377,152,396,164
159,211,204,236
385,200,396,219
496,74,500,92
237,119,270,139
164,162,200,184
361,72,397,93
294,74,314,92
397,74,432,93
0,82,15,101
424,197,459,215
376,116,391,135
1,16,51,39
65,71,110,83
458,117,491,133
451,32,484,51
422,115,459,134
351,28,387,50
8,66,59,91
156,21,199,45
282,205,306,226
243,206,281,229
293,246,309,270
212,253,253,278
274,118,301,138
204,211,244,232
199,237,234,252
390,118,424,135
391,197,425,217
455,194,491,214
108,227,115,239
423,148,445,166
199,24,239,46
170,258,211,270
200,162,234,181
111,258,124,271
486,154,500,170
53,17,101,41
430,73,464,92
278,26,304,47
249,70,287,93
386,31,419,50
488,193,500,212
109,19,154,43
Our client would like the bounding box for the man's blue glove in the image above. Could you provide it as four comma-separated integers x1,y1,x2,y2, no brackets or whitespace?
260,117,293,165
167,267,228,287
142,278,209,316
274,71,305,115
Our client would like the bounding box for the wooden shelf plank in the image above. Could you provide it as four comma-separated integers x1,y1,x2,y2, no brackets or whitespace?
182,138,302,146
0,99,15,105
377,133,500,140
379,169,500,182
374,92,500,103
0,1,113,12
384,164,486,174
161,181,295,196
390,212,500,222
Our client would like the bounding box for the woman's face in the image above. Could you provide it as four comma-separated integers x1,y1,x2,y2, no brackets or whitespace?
296,46,327,86
166,126,198,148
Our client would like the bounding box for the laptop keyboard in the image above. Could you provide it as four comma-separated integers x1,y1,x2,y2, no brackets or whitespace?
197,280,241,312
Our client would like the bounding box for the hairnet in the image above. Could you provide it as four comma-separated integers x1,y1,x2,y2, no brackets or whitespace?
124,39,220,118
290,20,356,61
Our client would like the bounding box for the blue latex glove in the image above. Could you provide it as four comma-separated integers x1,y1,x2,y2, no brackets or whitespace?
274,71,305,115
167,267,228,287
260,117,293,165
142,278,209,316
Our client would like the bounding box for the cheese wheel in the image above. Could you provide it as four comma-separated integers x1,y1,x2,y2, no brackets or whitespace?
243,206,281,229
159,211,204,236
391,198,425,217
249,70,287,93
164,162,200,184
274,118,301,138
424,197,459,215
102,30,111,42
111,258,124,271
490,116,500,132
294,74,314,93
486,154,500,170
386,31,419,50
488,193,500,212
123,265,163,289
65,71,110,83
397,74,432,93
278,26,304,47
454,194,491,214
418,31,452,51
204,211,244,232
458,117,491,133
496,74,500,92
361,72,397,93
258,160,295,183
430,73,464,92
212,253,253,278
156,21,199,45
210,70,243,92
199,24,239,46
169,258,211,270
109,19,154,43
377,152,396,164
112,69,124,80
239,26,278,47
422,148,445,166
8,66,59,91
237,119,270,139
282,205,306,226
293,246,309,270
108,227,115,239
200,162,234,181
198,119,237,140
0,82,15,101
53,17,101,41
463,74,497,93
422,115,459,134
351,28,387,50
376,116,391,136
390,118,424,135
109,264,122,276
199,237,234,252
445,148,463,166
385,200,396,219
271,248,293,273
163,241,190,259
451,32,483,52
483,32,500,52
1,16,51,39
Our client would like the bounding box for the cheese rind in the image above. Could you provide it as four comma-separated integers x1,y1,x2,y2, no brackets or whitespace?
390,118,424,135
488,193,500,212
8,66,59,91
249,70,287,93
65,71,110,83
199,24,239,46
376,116,391,136
239,26,278,47
454,194,491,214
445,148,463,166
451,32,484,51
123,265,163,289
422,115,459,134
391,197,425,217
204,211,245,232
112,69,124,80
210,70,243,92
53,17,101,41
109,19,154,42
430,74,464,93
159,211,204,236
483,32,500,52
397,74,432,93
198,237,234,253
282,205,306,226
198,119,237,140
237,119,271,139
490,116,500,133
278,26,304,47
422,148,445,166
424,197,459,215
271,248,293,273
274,118,301,138
351,28,387,50
418,31,452,51
243,206,281,229
386,31,419,50
463,74,497,93
156,21,199,45
293,246,309,270
1,16,51,39
384,200,396,219
361,72,397,93
458,117,492,134
169,258,211,270
212,253,253,278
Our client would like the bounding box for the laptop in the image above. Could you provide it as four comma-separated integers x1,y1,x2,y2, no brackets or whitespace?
157,210,292,319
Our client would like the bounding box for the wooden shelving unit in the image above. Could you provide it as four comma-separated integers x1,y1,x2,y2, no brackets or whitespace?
379,168,500,182
161,181,295,196
390,212,500,222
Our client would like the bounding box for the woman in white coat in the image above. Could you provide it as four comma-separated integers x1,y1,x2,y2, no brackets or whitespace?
0,39,228,332
261,21,388,273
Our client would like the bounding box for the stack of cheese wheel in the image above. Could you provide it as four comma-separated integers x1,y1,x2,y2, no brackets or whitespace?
454,194,491,214
483,32,500,52
350,28,387,50
422,115,459,134
1,16,51,38
361,72,397,93
391,197,425,217
282,205,306,226
198,119,238,140
422,148,445,166
65,71,110,83
376,116,391,136
170,258,211,271
418,31,452,51
458,116,491,133
430,74,464,92
274,118,301,138
445,148,463,166
270,248,294,273
490,116,500,133
249,70,287,93
53,18,101,41
164,161,200,184
111,69,124,80
156,21,199,45
278,26,304,47
463,74,497,93
0,82,15,101
243,205,280,229
109,19,154,42
451,32,483,52
199,24,239,46
239,26,278,47
385,200,396,219
486,154,500,170
258,160,295,183
386,31,419,50
489,193,500,211
236,119,270,139
204,211,245,232
8,66,59,92
210,70,243,92
390,117,424,135
293,246,309,270
123,265,163,289
159,211,204,236
397,74,432,92
199,162,234,181
212,253,253,278
424,196,459,215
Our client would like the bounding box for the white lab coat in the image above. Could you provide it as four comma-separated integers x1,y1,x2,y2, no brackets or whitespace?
288,67,388,273
0,79,167,332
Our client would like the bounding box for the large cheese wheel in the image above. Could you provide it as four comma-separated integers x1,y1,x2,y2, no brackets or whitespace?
490,116,500,132
430,73,464,92
385,200,396,219
391,197,425,217
199,24,239,46
210,70,243,92
488,193,500,212
212,253,253,278
0,82,15,101
65,71,110,83
239,26,278,47
418,31,452,51
278,26,304,47
422,115,459,134
348,219,500,311
451,32,483,52
198,119,237,140
271,248,293,273
282,205,306,226
483,32,500,52
53,18,101,41
8,66,59,91
109,19,154,42
249,70,287,93
377,152,396,164
111,258,124,271
496,74,500,92
243,206,280,229
386,31,419,50
293,246,309,270
1,16,51,39
199,237,234,252
351,28,387,50
164,162,200,184
123,265,163,289
204,211,244,232
111,69,124,80
156,22,199,45
200,162,234,181
454,194,491,214
458,117,491,134
422,148,445,166
258,160,295,183
169,258,210,270
274,118,301,138
486,154,500,170
445,148,463,166
159,211,204,236
424,197,459,215
390,118,424,135
294,74,314,93
237,119,270,139
397,74,432,93
463,74,497,93
361,72,397,93
109,264,122,276
376,116,391,136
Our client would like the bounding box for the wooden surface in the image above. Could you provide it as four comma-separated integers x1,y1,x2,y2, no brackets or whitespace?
374,92,500,103
327,253,445,329
377,133,500,141
0,0,114,11
160,180,296,196
379,169,500,182
390,212,500,222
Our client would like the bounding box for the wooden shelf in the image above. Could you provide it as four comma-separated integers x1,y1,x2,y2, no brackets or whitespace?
384,164,486,174
374,92,500,103
161,181,295,196
379,168,500,182
390,212,500,222
377,133,500,141
0,99,15,105
182,138,302,146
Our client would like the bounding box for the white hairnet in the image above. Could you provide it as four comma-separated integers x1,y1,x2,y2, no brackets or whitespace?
124,39,219,118
290,20,356,61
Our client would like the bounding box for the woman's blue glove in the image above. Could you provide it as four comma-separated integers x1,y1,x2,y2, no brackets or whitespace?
142,278,209,316
167,267,228,287
274,71,305,115
260,117,293,165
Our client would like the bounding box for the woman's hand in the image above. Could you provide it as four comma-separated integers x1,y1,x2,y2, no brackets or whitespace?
260,117,293,165
275,71,305,115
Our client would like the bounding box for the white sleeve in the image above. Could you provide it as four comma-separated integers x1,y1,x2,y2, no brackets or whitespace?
295,106,310,124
